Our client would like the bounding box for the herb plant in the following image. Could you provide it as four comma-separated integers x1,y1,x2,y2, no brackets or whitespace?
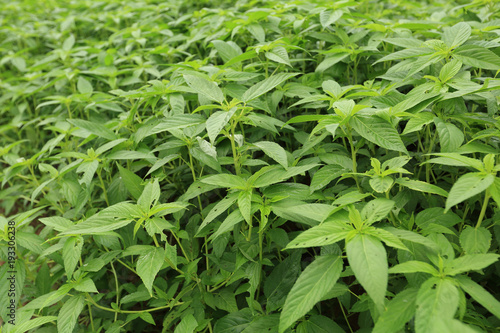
1,0,500,332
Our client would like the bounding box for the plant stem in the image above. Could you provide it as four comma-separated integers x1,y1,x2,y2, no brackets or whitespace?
476,189,490,229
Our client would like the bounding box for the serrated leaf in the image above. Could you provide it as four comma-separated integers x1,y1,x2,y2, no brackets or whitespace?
254,141,288,169
444,254,499,276
62,236,83,279
184,74,224,104
265,46,291,67
346,234,387,314
373,288,418,333
459,226,492,254
198,192,238,234
285,220,351,249
434,117,463,152
395,178,448,197
77,76,93,94
361,198,395,225
117,164,144,200
206,108,237,144
136,246,165,296
415,278,459,333
439,59,462,82
445,172,495,212
369,175,394,193
319,10,343,28
238,189,252,224
212,40,242,63
310,165,345,193
57,296,85,333
279,255,343,333
67,119,117,140
200,173,247,188
442,22,471,49
242,73,298,103
453,45,500,70
11,316,58,333
388,260,438,275
456,275,500,320
350,115,407,154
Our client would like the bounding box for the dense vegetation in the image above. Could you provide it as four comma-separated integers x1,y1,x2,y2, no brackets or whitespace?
1,0,500,332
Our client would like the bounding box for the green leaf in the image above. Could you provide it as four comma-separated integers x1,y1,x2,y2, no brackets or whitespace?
200,173,247,189
316,53,349,73
242,73,298,103
444,254,499,276
369,175,394,193
106,150,155,160
445,172,495,212
174,314,197,333
361,198,395,225
285,220,351,249
439,59,462,82
415,277,459,333
456,275,500,320
138,179,161,212
254,141,288,169
453,45,500,70
68,119,117,140
271,200,335,226
319,10,343,28
77,76,93,94
442,22,471,49
57,295,85,333
11,316,58,333
434,117,464,152
373,288,418,333
310,165,345,193
136,246,165,296
346,234,387,314
62,236,83,279
350,115,407,154
279,255,343,333
402,112,434,135
212,40,242,63
60,215,133,236
395,178,448,197
206,108,237,144
184,74,224,104
459,226,492,254
238,189,253,224
73,278,98,293
266,46,291,67
117,164,144,200
388,260,438,275
213,308,252,333
296,315,345,333
197,192,238,234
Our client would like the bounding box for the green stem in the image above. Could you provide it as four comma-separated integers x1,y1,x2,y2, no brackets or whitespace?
346,127,362,193
476,189,490,229
85,294,182,314
109,261,120,322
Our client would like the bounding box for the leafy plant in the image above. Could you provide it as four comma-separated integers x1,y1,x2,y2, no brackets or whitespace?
1,0,500,332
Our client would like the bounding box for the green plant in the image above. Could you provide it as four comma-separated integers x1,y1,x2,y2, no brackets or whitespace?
1,0,500,332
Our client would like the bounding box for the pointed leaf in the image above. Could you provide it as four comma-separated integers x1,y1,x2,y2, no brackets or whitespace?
57,296,85,333
456,275,500,320
254,141,288,169
279,255,343,333
136,246,165,296
184,74,224,104
350,116,407,153
242,73,298,103
445,173,495,212
346,234,387,313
